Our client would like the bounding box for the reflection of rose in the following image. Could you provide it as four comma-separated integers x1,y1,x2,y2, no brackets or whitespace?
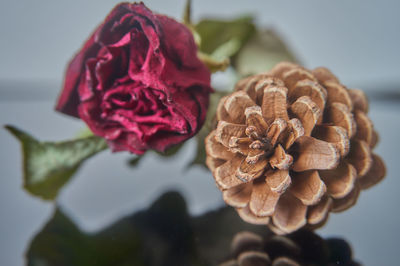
56,3,211,154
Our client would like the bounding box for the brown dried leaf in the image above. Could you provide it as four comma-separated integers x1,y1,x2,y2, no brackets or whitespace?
313,125,350,157
358,154,386,190
223,182,253,208
292,136,340,172
307,196,333,225
325,102,356,138
262,86,289,124
319,162,356,199
237,205,270,225
346,140,372,177
290,96,321,136
249,180,280,216
265,169,291,194
272,193,307,234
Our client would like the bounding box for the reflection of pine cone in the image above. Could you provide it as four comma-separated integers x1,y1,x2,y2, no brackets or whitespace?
220,230,360,266
205,62,385,234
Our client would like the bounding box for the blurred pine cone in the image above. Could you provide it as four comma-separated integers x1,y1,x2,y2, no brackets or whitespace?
205,62,385,234
220,230,361,266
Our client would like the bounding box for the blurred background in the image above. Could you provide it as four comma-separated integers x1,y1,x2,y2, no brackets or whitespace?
0,0,399,265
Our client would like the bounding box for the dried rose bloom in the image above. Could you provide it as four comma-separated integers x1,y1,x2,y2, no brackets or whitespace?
205,62,385,234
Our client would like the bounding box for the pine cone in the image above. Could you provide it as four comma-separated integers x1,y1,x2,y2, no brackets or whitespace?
205,62,385,234
219,230,360,266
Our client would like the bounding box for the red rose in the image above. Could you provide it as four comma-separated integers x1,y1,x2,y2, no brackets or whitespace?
56,3,211,154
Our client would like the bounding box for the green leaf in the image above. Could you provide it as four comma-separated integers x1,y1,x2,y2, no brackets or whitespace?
195,16,256,59
189,91,228,167
5,125,108,200
234,29,299,77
